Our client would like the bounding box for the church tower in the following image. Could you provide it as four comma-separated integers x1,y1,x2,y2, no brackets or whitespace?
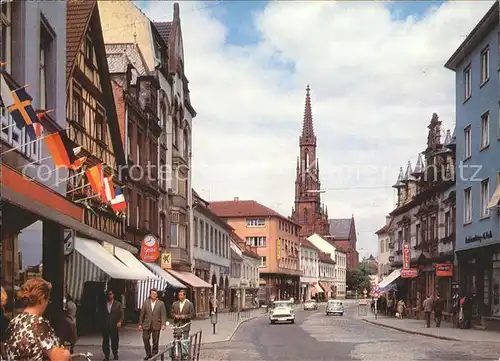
291,86,330,238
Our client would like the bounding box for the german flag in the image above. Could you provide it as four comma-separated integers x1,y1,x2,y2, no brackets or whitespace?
8,87,39,141
44,130,87,170
85,164,104,197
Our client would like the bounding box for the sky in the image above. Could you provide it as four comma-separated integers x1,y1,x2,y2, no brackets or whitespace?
137,0,493,258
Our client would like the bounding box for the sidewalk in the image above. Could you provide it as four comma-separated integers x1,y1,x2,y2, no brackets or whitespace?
361,314,500,342
77,309,264,347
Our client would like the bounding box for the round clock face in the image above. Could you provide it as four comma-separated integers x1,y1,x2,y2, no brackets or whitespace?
144,235,157,247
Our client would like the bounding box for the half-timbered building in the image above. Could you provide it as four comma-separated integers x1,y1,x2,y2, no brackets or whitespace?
63,0,154,330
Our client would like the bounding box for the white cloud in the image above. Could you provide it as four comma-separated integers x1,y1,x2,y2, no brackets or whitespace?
140,0,493,255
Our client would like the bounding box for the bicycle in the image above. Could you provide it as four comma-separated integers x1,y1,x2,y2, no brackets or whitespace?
166,321,191,361
71,352,93,360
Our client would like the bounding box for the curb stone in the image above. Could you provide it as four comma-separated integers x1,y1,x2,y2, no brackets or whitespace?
361,318,458,341
204,313,266,344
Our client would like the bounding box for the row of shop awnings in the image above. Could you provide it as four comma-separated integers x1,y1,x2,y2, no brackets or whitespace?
377,268,402,293
65,237,211,308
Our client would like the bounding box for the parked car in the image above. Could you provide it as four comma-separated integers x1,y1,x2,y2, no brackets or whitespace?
269,300,295,324
303,300,317,310
326,300,344,316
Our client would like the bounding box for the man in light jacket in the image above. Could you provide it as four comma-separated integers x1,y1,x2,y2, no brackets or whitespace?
423,294,434,328
171,290,195,339
138,289,167,360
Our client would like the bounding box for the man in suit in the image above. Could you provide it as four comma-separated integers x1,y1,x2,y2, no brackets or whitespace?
138,288,167,360
171,290,195,339
101,290,124,361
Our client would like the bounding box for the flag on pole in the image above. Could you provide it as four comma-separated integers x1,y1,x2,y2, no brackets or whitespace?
44,130,87,170
8,87,39,141
85,164,104,197
0,73,14,107
102,176,115,202
111,188,127,212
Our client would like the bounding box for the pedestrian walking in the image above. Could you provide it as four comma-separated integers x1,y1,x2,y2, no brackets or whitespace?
138,288,167,360
433,293,445,327
5,279,71,361
423,294,434,328
397,299,406,319
451,291,460,328
100,290,124,361
171,290,195,340
462,294,474,329
60,294,78,353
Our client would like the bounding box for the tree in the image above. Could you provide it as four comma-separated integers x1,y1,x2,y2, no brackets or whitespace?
346,265,372,295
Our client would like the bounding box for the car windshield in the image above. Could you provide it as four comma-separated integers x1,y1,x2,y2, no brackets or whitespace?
274,302,291,309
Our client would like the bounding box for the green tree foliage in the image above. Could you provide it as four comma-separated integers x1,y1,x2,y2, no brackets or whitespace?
346,264,372,294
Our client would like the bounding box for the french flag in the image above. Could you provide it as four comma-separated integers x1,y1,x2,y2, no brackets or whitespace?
111,188,127,212
101,176,115,203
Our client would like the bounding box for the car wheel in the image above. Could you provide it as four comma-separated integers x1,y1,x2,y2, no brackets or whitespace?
290,320,295,324
340,313,343,316
270,320,275,324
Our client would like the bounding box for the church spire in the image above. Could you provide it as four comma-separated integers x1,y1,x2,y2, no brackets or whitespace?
300,85,316,146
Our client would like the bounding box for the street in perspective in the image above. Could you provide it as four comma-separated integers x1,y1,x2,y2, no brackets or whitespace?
73,301,500,361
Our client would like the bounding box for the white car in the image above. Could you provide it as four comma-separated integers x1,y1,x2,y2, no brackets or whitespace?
303,300,318,310
269,300,295,324
326,300,344,316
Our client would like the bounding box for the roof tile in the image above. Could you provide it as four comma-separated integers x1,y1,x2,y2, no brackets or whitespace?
328,218,352,238
154,21,173,47
209,200,300,226
66,0,97,84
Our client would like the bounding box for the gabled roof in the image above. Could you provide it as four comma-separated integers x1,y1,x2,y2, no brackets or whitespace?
318,252,335,265
230,248,243,262
328,218,352,238
300,238,319,251
209,200,300,226
375,217,392,235
105,43,149,76
154,21,173,48
66,0,97,84
67,0,126,168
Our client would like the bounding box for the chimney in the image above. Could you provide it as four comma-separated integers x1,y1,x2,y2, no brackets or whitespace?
234,197,239,201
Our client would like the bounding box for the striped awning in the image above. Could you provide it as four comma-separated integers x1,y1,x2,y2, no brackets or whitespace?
136,262,187,310
65,247,107,302
64,237,144,302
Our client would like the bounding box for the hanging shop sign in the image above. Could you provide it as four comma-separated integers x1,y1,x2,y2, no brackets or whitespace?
276,238,281,260
161,252,172,270
436,263,453,277
401,268,418,278
403,243,411,270
140,234,160,262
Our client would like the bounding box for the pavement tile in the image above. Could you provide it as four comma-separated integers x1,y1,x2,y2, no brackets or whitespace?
361,314,500,342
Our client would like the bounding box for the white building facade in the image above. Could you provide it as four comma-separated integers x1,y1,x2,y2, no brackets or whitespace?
308,234,337,298
334,250,347,299
192,193,231,310
375,216,392,280
299,240,320,301
230,237,260,309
